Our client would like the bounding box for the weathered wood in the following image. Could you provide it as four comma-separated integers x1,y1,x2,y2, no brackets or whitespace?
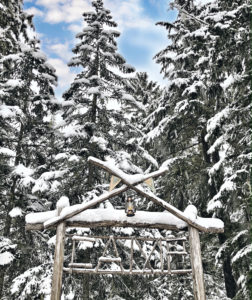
98,257,122,263
63,267,192,275
188,226,206,300
88,157,224,233
51,206,66,300
43,166,168,229
69,263,93,269
27,220,186,232
66,235,186,242
166,242,171,274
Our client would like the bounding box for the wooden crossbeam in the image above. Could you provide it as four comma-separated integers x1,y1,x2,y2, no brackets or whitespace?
43,165,168,229
63,268,192,275
88,157,220,233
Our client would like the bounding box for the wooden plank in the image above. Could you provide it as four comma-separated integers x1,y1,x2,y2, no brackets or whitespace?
63,267,192,275
69,263,93,269
188,226,206,300
27,220,186,231
51,222,66,300
43,166,168,229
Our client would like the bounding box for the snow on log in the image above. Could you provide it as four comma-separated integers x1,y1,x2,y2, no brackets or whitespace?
88,157,224,233
42,164,169,229
25,208,224,233
26,209,188,231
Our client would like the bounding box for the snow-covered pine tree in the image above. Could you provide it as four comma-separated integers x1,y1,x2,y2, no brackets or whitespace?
59,0,157,202
0,1,59,298
200,0,251,298
52,1,160,298
147,0,251,298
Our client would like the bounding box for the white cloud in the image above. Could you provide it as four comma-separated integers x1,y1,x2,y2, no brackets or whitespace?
48,58,77,91
25,6,44,17
67,23,84,34
105,0,154,31
35,0,91,23
48,42,73,62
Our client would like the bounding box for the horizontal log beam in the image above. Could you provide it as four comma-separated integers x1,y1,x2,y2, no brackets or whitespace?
68,235,187,242
26,220,186,231
63,267,192,275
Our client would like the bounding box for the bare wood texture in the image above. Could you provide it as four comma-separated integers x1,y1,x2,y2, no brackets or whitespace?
43,166,168,229
68,235,187,242
188,226,206,300
51,207,66,300
27,220,186,231
69,263,93,269
63,268,192,275
66,235,189,276
88,157,224,233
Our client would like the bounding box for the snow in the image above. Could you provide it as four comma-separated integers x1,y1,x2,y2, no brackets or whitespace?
87,87,100,94
205,107,230,140
231,244,252,264
184,205,197,221
5,79,22,88
26,210,58,224
0,251,14,265
74,78,90,84
27,205,224,232
0,147,15,156
207,199,222,212
196,216,224,230
33,208,186,229
30,80,40,94
221,74,235,90
0,105,23,119
13,164,34,177
32,50,47,60
90,136,108,151
57,196,70,209
20,176,35,187
9,207,23,218
55,153,68,160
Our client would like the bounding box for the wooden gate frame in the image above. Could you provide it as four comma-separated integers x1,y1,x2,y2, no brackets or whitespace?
25,156,224,300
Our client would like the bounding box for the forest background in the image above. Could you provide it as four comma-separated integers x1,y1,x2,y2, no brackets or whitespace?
0,0,251,299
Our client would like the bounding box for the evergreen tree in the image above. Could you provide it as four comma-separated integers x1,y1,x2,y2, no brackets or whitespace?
0,1,59,298
53,1,159,298
147,0,251,298
58,0,157,202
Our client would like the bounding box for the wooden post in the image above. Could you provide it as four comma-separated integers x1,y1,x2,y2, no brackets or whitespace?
51,198,69,300
188,226,206,300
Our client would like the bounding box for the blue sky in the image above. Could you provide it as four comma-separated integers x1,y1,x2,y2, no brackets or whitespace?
24,0,178,99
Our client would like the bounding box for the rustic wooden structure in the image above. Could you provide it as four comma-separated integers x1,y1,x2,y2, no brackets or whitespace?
25,156,224,300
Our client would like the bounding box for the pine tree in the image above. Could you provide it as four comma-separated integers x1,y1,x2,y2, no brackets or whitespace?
0,1,59,298
58,0,157,203
148,0,251,298
52,1,159,298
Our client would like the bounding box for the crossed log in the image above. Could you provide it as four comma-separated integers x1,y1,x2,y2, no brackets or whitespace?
43,156,223,233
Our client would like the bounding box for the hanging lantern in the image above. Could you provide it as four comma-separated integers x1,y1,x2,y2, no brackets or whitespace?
125,197,136,217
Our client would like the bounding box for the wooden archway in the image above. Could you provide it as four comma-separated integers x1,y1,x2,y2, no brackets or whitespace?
25,157,224,300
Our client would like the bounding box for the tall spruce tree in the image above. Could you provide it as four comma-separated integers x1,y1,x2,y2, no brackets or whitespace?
147,0,251,298
0,1,60,298
55,1,159,298
59,0,157,202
